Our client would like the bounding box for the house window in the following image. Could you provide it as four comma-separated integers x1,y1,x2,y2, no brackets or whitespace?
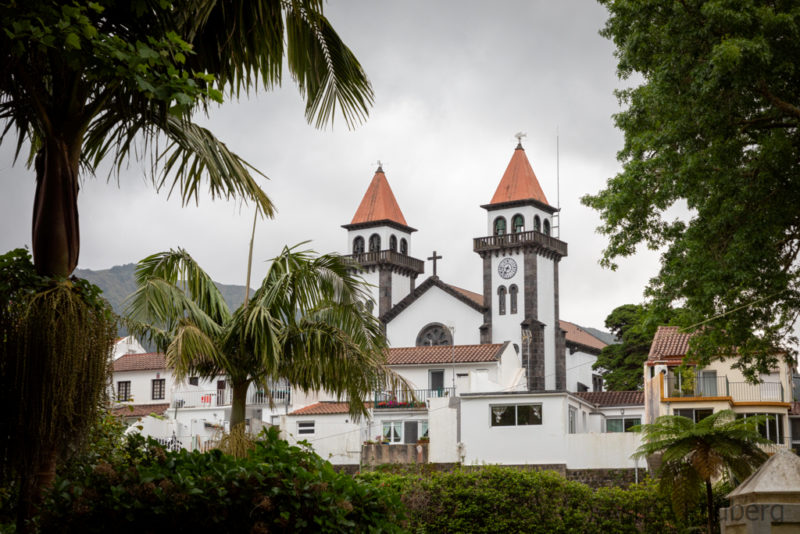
369,234,381,252
490,404,542,426
416,323,453,346
298,421,315,435
543,219,551,236
509,284,518,314
383,420,428,444
497,286,507,315
568,406,577,434
117,381,131,402
512,214,524,233
606,417,641,432
188,376,199,386
353,236,365,254
534,215,541,232
382,421,403,443
592,374,603,392
400,238,408,255
152,378,165,400
738,413,785,445
675,408,713,423
494,217,507,236
429,369,445,392
389,235,397,251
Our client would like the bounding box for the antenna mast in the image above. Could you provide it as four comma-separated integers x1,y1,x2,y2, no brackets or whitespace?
553,126,561,239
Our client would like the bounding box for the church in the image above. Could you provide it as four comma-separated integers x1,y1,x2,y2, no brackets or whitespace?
282,140,645,471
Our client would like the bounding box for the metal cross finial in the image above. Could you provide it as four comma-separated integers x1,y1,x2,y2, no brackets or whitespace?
514,131,527,148
428,250,443,277
376,160,384,172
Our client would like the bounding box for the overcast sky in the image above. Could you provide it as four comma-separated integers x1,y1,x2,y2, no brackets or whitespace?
0,1,663,331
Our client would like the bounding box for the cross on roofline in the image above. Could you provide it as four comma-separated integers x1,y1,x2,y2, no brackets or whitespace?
514,131,527,148
428,250,442,277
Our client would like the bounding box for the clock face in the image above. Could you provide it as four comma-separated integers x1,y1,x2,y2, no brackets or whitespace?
498,257,517,279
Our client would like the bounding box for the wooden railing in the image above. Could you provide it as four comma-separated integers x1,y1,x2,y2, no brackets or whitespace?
346,250,425,273
473,230,568,256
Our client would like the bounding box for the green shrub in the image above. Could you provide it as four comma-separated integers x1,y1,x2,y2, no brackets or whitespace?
40,427,404,533
358,467,699,534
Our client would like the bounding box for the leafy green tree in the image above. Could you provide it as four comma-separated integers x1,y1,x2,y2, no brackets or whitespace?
1,0,373,278
633,410,770,534
127,246,404,430
584,0,800,377
594,304,689,390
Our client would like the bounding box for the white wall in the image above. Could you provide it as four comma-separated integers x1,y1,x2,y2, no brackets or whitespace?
112,336,147,359
391,363,497,393
537,255,556,390
346,227,413,256
429,397,459,462
490,250,524,346
386,286,483,347
566,349,599,392
485,206,552,237
282,413,362,465
112,368,173,405
391,271,413,306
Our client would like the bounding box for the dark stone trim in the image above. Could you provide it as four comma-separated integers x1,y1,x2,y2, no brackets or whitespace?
481,255,492,343
554,260,566,391
521,318,546,391
341,219,417,233
379,268,392,317
480,198,558,215
381,276,486,324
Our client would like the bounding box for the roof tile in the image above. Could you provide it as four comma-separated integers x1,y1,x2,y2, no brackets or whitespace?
113,353,166,372
648,326,692,361
290,402,350,416
561,320,607,351
574,391,643,407
110,403,170,418
387,343,505,365
489,145,550,206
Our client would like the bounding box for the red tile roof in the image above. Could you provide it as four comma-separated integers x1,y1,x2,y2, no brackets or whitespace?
648,326,693,361
574,391,644,407
561,320,607,351
110,403,170,418
290,402,350,416
489,145,550,206
446,283,484,308
350,169,408,226
387,343,505,365
113,353,166,372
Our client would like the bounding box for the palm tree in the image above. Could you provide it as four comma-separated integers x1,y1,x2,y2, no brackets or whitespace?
1,0,373,278
126,245,404,430
633,410,770,533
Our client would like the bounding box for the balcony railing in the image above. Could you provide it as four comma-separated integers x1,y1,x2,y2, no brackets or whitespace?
171,387,291,409
663,376,785,402
345,250,425,273
373,387,454,409
473,230,568,257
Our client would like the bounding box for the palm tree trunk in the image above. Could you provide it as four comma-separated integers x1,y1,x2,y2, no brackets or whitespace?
229,379,249,430
706,478,716,534
32,137,81,278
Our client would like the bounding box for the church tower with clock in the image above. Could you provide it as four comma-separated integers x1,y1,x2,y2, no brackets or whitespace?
474,140,568,391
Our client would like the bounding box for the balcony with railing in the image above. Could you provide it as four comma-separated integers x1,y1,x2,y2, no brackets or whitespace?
663,375,785,403
171,386,291,409
473,230,568,257
345,250,425,274
372,387,454,409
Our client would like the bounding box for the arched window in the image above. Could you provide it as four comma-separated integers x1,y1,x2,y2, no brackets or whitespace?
389,235,397,252
416,323,453,346
353,236,365,254
543,219,551,236
534,215,541,233
494,217,507,236
509,285,518,314
400,238,408,255
369,234,381,252
497,285,507,316
512,214,524,233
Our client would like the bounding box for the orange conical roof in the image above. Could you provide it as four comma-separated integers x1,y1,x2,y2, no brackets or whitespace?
489,143,550,206
350,167,409,226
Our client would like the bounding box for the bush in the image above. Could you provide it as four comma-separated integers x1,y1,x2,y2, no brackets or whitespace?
40,427,404,533
358,467,698,534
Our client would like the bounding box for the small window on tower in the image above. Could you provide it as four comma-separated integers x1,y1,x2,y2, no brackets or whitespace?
534,215,541,232
494,217,507,236
389,235,397,251
512,214,524,233
497,286,507,315
353,236,365,254
509,285,518,314
543,219,551,236
400,238,408,255
369,234,381,252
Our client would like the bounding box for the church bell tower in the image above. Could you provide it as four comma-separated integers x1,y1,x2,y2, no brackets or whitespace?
343,164,424,318
473,139,568,391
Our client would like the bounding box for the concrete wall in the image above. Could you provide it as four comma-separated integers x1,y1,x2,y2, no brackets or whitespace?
566,348,599,392
386,286,483,347
490,250,525,346
429,397,459,463
346,226,413,257
484,205,553,238
112,369,174,404
282,413,362,465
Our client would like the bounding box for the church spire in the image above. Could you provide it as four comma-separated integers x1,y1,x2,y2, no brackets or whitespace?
349,166,409,227
489,142,551,207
